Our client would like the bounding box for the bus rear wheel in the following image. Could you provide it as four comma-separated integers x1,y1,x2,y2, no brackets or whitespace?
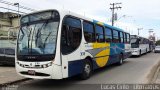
139,50,141,56
146,49,148,53
80,59,92,80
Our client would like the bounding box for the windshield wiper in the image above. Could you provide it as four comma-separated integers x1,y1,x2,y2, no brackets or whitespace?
27,28,32,53
35,20,49,45
27,24,37,54
30,24,37,54
43,32,52,47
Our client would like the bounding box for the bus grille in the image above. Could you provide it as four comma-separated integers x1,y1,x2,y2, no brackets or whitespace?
20,71,50,77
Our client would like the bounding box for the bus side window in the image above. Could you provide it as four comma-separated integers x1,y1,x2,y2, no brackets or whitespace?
61,25,68,46
126,33,130,43
61,17,82,55
124,33,127,43
104,27,112,42
120,32,124,43
95,24,104,43
83,21,95,42
113,30,119,43
61,25,71,54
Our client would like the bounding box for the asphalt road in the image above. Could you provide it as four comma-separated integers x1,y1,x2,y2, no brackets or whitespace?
0,65,25,85
7,52,160,90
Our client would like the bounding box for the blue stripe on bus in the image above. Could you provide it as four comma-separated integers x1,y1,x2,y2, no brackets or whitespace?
68,60,84,77
68,59,99,77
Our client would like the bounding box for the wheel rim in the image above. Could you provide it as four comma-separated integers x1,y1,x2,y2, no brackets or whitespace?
84,64,91,75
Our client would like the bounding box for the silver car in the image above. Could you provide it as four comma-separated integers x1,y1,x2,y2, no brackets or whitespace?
154,46,160,53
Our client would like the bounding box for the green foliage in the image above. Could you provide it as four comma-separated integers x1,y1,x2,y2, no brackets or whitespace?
156,40,160,45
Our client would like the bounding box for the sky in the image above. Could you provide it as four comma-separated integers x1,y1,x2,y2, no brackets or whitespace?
1,0,160,39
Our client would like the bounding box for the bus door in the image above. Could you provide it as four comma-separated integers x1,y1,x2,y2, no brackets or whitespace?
60,17,82,77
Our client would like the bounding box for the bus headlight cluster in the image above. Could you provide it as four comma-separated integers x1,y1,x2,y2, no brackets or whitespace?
134,50,138,52
17,62,52,68
133,49,138,52
19,63,25,67
41,62,52,68
17,62,25,67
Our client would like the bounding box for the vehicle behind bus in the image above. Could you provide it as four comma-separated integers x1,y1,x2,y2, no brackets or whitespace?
130,35,150,56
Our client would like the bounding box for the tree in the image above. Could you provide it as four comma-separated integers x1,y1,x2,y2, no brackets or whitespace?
156,40,160,45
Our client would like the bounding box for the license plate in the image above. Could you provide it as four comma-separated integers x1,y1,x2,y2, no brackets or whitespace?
28,70,35,75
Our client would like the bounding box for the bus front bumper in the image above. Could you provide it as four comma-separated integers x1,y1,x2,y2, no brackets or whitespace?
131,49,140,56
16,61,63,79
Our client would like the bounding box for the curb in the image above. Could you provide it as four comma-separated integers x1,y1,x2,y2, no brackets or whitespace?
151,66,160,84
0,78,31,87
145,57,160,84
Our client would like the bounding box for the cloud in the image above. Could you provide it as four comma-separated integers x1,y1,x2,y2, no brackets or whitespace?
1,0,160,38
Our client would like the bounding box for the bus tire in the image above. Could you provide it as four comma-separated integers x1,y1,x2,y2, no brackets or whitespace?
146,49,147,53
139,50,141,56
80,59,92,80
117,54,123,65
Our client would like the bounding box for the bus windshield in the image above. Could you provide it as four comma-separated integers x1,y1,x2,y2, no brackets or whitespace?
17,11,60,56
131,38,139,48
131,38,139,44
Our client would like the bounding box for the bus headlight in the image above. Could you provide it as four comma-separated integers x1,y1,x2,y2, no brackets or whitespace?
41,62,52,68
42,64,47,68
48,62,52,66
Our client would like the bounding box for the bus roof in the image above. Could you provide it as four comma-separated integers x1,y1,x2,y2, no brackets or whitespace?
61,10,125,32
131,35,150,40
22,9,126,33
93,20,124,32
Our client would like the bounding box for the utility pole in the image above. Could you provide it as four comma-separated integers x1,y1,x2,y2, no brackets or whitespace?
149,29,153,35
110,3,122,26
137,28,143,36
148,29,155,41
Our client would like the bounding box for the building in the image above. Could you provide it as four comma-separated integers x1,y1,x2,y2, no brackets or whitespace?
0,12,21,36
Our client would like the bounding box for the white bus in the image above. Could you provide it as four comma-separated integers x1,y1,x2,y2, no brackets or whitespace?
130,35,150,56
15,9,131,80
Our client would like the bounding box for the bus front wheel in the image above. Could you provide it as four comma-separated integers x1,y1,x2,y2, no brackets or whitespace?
80,59,92,80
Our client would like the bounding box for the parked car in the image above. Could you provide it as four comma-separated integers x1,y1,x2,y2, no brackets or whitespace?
0,48,15,65
154,46,160,53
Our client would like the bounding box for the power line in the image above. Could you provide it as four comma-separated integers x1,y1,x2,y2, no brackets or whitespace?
0,0,36,11
110,2,122,26
0,6,27,14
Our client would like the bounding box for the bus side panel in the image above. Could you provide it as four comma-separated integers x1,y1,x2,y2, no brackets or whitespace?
68,42,111,77
68,60,84,77
124,43,132,59
106,43,125,65
68,58,100,77
67,43,127,77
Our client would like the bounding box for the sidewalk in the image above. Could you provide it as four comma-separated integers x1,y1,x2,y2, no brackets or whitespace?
0,66,27,85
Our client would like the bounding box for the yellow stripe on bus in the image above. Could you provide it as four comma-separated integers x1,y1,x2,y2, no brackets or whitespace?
97,22,104,26
93,43,110,67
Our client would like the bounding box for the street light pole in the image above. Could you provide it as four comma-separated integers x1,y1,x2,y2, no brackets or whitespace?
114,15,126,26
117,15,126,21
14,3,20,26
